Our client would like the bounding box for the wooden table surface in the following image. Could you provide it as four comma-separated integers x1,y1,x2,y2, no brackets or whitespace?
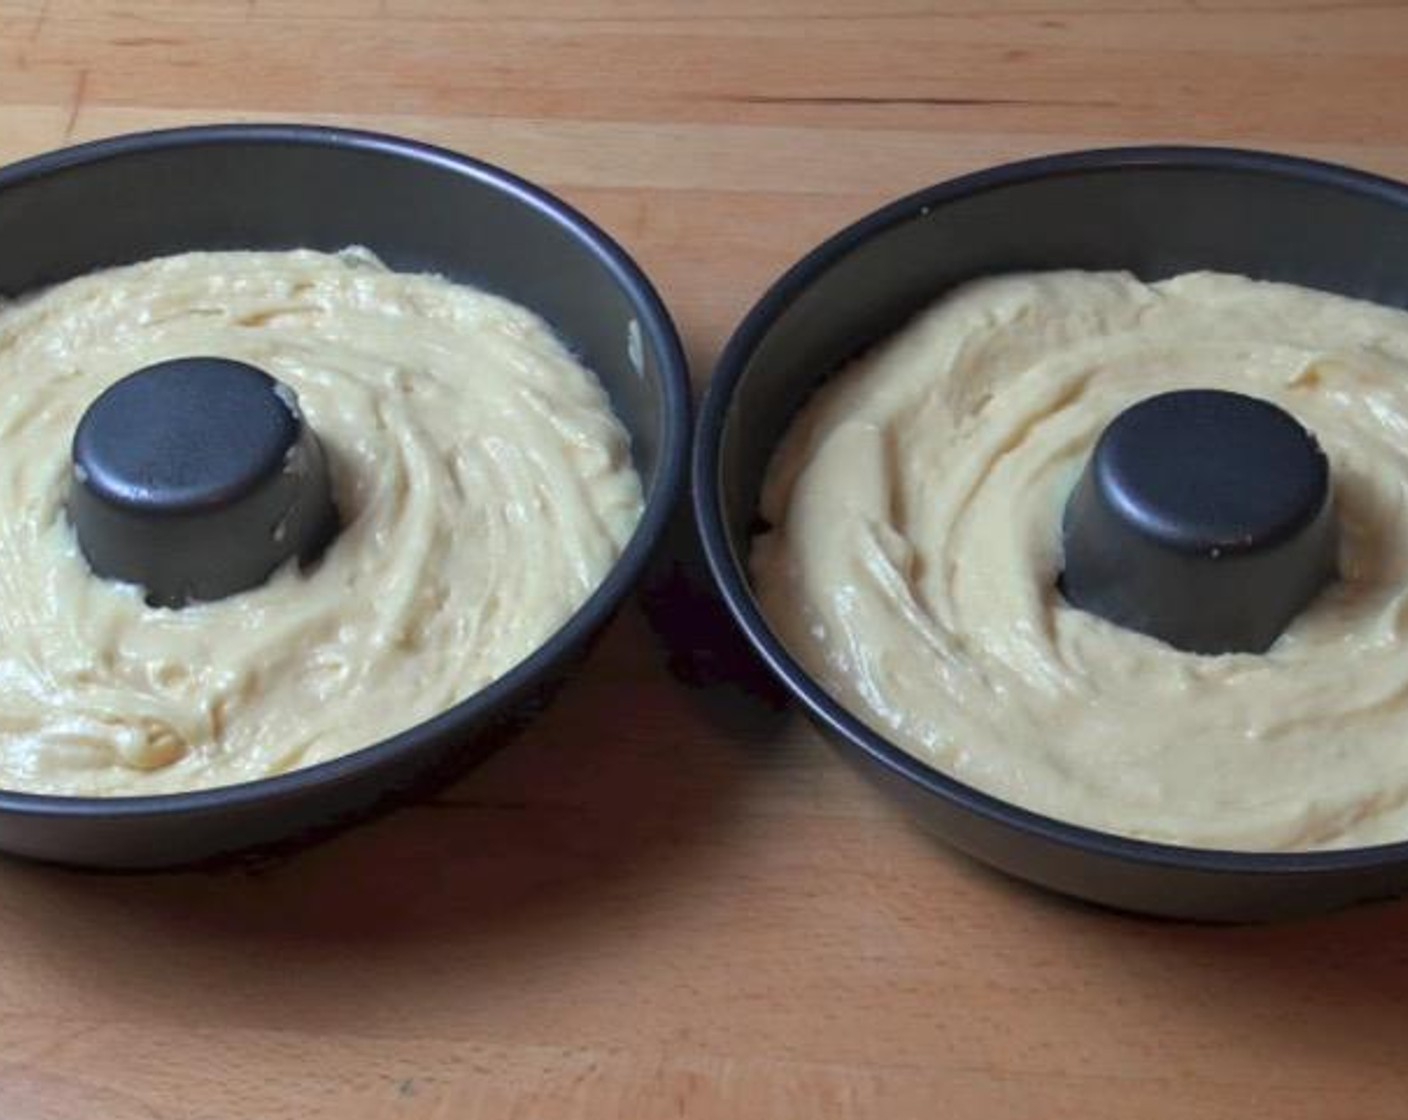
4,2,1408,1117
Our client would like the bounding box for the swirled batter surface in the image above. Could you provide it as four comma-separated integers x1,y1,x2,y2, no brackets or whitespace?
0,250,641,795
753,271,1408,851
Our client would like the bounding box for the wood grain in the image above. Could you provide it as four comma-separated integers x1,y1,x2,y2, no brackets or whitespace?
3,2,1408,1116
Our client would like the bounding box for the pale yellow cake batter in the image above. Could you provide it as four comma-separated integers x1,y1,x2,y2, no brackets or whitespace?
753,271,1408,851
0,249,642,796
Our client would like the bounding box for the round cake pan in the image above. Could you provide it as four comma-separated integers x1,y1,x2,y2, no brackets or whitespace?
694,146,1408,921
0,124,690,869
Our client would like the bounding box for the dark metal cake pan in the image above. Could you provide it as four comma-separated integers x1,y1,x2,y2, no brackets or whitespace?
0,124,690,869
694,147,1408,921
